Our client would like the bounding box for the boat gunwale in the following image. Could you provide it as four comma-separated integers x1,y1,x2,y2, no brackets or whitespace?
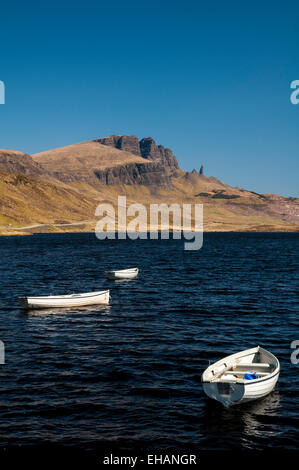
19,290,110,301
202,346,280,386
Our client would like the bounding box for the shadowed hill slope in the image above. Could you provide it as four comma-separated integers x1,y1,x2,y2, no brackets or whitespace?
0,150,98,228
0,150,46,177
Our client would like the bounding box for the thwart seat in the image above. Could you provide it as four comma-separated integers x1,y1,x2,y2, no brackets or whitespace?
235,363,273,369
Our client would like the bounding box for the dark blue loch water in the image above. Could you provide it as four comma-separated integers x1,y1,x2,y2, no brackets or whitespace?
0,233,298,457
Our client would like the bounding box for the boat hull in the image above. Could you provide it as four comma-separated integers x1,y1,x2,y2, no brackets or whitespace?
18,290,110,310
203,372,279,407
106,268,138,280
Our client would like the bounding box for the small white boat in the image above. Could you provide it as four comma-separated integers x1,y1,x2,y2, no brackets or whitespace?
105,267,138,280
202,346,280,408
18,290,110,310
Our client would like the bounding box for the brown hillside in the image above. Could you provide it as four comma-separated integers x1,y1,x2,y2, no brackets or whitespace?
0,136,298,233
0,150,46,177
0,169,97,228
32,141,148,184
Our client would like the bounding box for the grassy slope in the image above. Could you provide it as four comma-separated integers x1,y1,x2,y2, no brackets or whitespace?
68,173,299,232
0,171,97,228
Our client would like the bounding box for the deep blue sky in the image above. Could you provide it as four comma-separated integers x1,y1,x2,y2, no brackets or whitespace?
0,1,298,196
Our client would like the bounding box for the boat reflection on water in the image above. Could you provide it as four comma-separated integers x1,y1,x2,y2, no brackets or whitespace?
20,304,111,316
240,391,281,441
201,390,281,449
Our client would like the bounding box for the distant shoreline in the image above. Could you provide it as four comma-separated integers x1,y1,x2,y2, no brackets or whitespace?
1,226,298,237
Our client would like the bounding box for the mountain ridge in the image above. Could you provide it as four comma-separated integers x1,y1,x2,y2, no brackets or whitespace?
0,136,298,234
32,136,179,188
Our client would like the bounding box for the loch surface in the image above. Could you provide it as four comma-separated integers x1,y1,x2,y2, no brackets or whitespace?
0,233,298,454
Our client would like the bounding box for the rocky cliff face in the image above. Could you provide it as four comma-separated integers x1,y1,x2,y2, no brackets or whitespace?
95,135,179,170
0,150,46,177
94,161,172,187
91,135,179,187
95,135,141,156
140,137,179,169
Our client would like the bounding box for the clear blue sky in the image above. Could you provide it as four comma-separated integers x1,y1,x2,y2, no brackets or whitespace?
0,0,298,196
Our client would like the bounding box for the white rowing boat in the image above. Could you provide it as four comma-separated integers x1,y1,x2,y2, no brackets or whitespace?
18,290,110,310
202,346,280,407
105,267,138,280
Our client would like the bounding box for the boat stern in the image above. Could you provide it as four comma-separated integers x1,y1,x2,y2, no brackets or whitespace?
103,290,110,304
203,381,245,407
